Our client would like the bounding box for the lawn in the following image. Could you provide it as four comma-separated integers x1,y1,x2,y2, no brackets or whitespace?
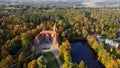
42,52,59,68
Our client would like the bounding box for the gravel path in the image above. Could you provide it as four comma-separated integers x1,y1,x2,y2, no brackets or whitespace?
50,48,62,68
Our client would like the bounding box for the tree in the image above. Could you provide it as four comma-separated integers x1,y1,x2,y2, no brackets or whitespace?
0,55,13,68
1,48,9,58
18,51,25,63
8,36,21,55
23,63,27,68
0,59,10,68
62,32,66,37
59,40,71,61
64,51,72,63
28,60,37,68
79,60,87,68
5,55,14,65
82,29,88,39
59,40,73,68
72,63,79,68
87,36,96,45
106,60,119,68
37,55,47,68
17,51,25,68
63,62,73,68
117,59,120,68
92,41,99,52
21,33,31,49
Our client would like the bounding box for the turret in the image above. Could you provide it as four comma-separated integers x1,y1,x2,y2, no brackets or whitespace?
53,23,57,31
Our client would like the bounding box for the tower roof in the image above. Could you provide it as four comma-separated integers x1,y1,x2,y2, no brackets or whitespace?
53,23,57,31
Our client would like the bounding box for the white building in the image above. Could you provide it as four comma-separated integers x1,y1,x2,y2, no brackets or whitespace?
105,39,119,48
96,35,104,43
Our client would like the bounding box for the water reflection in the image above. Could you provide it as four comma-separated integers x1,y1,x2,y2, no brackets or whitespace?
71,42,100,68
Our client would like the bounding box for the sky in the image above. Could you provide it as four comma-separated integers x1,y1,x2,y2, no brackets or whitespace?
1,0,120,2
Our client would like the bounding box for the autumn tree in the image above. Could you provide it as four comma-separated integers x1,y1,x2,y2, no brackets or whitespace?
18,51,25,63
106,60,119,68
82,29,88,39
17,51,25,68
5,55,14,65
0,55,13,68
59,40,71,61
21,33,31,49
59,40,73,68
1,48,9,59
28,59,37,68
79,60,87,68
0,59,10,68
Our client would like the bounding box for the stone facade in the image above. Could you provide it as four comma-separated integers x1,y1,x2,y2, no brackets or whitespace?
35,24,59,48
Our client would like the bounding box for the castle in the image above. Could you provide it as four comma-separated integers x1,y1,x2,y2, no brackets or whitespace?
34,24,59,48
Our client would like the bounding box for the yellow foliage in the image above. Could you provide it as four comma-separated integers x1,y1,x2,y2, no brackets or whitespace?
106,60,119,68
28,60,37,68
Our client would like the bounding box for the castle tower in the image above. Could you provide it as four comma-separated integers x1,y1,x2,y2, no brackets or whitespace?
53,23,57,31
52,23,59,48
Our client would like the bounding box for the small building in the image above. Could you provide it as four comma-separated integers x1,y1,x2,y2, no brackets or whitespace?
105,39,120,48
97,38,104,43
93,34,104,43
97,35,102,39
93,34,102,39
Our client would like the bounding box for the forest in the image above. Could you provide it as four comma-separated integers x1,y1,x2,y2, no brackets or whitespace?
0,2,120,68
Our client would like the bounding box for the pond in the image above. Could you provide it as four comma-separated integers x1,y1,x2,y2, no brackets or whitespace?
70,41,100,68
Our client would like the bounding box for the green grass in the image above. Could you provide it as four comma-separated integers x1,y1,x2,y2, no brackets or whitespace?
42,52,59,68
